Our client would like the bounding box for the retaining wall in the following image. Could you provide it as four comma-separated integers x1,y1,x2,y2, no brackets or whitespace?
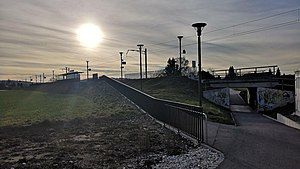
257,87,294,111
203,88,230,109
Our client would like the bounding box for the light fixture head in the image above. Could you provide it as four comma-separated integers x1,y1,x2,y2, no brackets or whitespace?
192,22,207,36
192,22,207,28
177,35,183,39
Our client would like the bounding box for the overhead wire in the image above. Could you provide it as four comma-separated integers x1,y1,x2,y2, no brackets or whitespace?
147,8,299,50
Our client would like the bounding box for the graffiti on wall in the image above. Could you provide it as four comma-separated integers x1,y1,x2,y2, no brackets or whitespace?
257,87,294,111
203,88,230,109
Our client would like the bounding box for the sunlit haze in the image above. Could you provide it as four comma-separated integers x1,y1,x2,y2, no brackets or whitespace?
0,0,299,80
76,23,103,48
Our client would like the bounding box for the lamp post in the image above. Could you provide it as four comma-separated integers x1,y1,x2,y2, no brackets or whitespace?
144,48,148,79
177,35,183,74
192,22,207,110
137,44,144,90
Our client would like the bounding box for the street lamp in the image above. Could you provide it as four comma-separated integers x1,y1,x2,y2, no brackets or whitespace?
192,22,207,110
137,44,144,90
177,35,183,74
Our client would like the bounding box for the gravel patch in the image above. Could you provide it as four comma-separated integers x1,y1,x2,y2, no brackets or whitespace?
153,145,224,169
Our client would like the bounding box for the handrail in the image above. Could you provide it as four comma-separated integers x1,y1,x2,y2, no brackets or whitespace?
101,75,207,143
166,104,208,143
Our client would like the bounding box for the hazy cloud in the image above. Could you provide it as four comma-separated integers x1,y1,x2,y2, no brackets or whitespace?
0,0,299,80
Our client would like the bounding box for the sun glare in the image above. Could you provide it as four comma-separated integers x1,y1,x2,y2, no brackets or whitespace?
76,23,103,48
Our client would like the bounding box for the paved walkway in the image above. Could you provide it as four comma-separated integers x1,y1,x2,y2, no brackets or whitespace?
207,111,300,169
229,89,253,113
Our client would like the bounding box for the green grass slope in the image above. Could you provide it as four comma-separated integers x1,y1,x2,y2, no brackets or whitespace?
0,81,136,126
120,76,233,124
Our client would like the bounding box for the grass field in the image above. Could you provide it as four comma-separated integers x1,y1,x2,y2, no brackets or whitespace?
0,81,196,168
0,81,134,126
120,76,233,124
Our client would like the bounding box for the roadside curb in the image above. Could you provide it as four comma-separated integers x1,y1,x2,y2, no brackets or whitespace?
263,114,300,130
230,111,239,126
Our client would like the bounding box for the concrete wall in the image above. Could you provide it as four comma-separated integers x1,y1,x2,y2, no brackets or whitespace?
203,88,230,109
277,114,300,130
296,71,300,116
257,87,294,111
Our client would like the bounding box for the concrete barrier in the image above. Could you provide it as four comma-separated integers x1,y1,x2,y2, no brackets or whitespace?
277,114,300,130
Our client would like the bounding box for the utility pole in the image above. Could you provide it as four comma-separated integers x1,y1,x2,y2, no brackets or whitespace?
42,73,45,83
177,35,183,74
86,61,89,80
35,75,37,83
119,52,124,79
137,44,144,90
144,48,148,79
39,75,42,83
192,22,207,110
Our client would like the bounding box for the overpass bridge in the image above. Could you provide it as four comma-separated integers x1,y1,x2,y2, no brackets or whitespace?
200,77,295,111
205,78,280,88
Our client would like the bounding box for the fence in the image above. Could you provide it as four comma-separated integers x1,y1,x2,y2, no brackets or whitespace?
296,71,300,116
101,76,207,143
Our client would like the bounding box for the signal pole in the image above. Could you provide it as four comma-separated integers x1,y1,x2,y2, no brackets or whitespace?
52,70,55,82
145,48,148,79
137,44,144,90
119,52,124,79
86,61,89,80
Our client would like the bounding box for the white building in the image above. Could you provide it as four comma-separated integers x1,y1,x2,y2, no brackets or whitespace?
296,70,300,116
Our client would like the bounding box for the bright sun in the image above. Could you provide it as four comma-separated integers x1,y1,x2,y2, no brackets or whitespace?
76,23,103,48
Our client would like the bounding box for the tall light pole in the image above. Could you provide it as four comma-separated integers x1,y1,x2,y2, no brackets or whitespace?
137,44,144,90
119,52,124,79
192,22,207,110
177,35,183,74
144,48,148,79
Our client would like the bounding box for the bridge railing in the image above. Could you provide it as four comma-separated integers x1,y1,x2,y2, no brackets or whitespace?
101,76,207,143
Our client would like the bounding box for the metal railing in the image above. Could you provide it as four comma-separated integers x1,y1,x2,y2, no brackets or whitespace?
165,105,208,143
101,76,207,143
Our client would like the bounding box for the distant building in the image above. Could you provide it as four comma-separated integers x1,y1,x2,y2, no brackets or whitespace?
296,70,300,116
57,70,83,81
92,73,98,79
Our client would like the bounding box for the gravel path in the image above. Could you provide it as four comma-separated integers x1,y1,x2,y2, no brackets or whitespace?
153,145,224,169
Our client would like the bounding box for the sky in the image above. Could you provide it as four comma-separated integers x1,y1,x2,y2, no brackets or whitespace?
0,0,300,80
